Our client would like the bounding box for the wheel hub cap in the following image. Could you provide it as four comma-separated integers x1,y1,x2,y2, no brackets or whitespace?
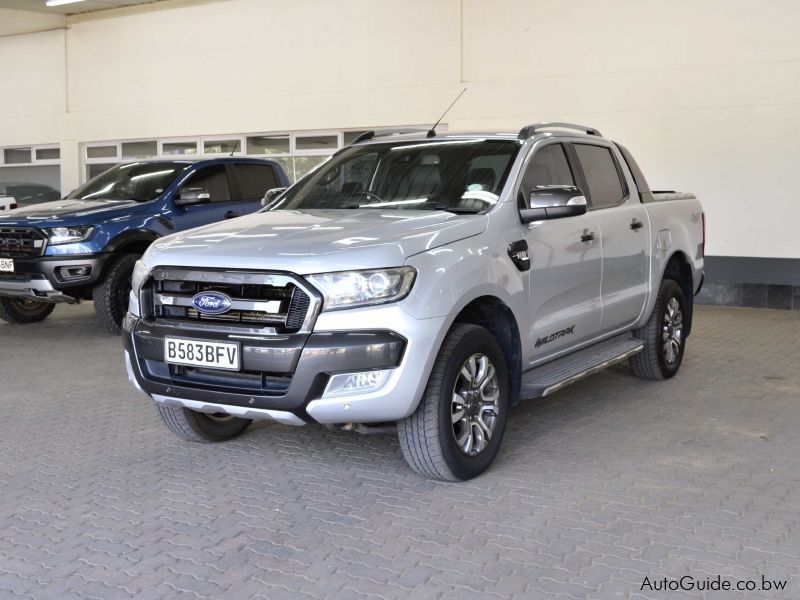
451,353,500,456
662,297,683,365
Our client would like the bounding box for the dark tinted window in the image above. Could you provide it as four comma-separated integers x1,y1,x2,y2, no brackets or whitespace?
574,144,626,208
180,165,231,203
521,143,574,192
236,164,279,199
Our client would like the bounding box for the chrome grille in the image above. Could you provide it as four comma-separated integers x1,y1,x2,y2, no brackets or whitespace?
148,268,317,333
0,228,46,258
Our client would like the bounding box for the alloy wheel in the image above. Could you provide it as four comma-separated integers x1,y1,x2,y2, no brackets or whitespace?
451,353,501,456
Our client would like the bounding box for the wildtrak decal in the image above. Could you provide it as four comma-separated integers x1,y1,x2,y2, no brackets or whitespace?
535,325,575,348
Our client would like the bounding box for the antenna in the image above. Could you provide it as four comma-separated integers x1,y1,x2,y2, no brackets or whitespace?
229,139,241,156
427,88,467,138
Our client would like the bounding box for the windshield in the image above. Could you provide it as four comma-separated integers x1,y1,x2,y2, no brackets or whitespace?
67,162,190,202
273,138,520,213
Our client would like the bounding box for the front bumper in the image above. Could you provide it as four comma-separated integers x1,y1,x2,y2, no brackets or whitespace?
0,254,110,302
124,312,418,424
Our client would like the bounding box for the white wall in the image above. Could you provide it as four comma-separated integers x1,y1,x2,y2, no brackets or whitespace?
0,0,798,259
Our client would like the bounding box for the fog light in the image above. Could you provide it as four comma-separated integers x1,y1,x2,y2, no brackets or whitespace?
56,265,91,281
323,369,392,398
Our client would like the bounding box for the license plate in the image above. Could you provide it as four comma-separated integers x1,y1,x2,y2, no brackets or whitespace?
0,258,13,273
164,337,240,371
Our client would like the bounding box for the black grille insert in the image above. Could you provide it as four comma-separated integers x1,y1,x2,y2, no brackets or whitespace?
0,228,46,258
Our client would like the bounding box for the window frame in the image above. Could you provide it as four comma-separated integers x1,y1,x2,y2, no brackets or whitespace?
176,163,238,205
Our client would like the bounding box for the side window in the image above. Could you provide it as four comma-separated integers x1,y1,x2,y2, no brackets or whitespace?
573,144,626,208
519,143,574,207
236,164,279,199
181,165,231,203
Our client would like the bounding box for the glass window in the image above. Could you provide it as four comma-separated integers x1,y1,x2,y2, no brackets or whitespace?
121,141,157,159
293,156,329,180
236,164,279,199
35,148,60,161
87,145,118,159
162,141,197,155
247,135,289,155
574,144,626,208
295,134,338,152
87,163,116,180
4,148,32,164
270,157,294,182
69,162,188,202
520,143,575,204
275,139,519,213
204,140,239,154
0,165,61,206
179,165,231,202
343,131,370,146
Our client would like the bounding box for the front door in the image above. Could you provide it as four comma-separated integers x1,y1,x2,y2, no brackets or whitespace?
519,142,603,365
172,164,240,231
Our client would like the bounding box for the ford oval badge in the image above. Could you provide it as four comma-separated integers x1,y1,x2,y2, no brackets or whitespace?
191,291,233,315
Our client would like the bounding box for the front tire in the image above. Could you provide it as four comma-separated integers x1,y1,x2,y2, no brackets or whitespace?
0,298,55,324
94,253,139,334
630,278,687,380
398,323,510,481
156,404,252,443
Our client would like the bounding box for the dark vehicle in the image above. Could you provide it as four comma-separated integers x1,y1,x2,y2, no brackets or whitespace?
0,157,288,332
0,182,60,210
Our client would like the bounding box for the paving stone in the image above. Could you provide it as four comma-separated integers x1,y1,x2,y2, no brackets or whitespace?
0,305,798,598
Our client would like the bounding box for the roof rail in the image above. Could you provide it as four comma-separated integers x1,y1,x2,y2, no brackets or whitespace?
517,122,602,140
348,128,430,146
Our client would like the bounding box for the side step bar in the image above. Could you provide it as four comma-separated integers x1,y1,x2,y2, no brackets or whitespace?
520,334,644,399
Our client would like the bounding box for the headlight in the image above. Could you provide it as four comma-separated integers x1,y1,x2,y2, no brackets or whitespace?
45,226,94,245
131,259,150,294
305,267,416,311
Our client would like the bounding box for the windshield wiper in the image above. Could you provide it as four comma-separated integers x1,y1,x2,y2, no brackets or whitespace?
419,202,483,215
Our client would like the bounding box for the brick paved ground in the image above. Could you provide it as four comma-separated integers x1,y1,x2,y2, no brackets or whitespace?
0,305,798,599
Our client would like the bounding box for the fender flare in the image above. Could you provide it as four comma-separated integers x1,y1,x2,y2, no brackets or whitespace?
103,229,159,254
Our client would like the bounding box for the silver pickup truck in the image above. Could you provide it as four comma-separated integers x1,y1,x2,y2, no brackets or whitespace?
123,123,705,480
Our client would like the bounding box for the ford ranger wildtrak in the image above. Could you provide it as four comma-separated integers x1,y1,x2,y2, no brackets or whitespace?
0,157,288,332
123,123,704,480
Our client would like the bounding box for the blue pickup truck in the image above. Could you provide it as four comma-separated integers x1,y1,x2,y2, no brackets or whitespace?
0,157,288,332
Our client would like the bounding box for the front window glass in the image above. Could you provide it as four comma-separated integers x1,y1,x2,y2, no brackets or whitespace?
68,162,189,202
273,139,519,213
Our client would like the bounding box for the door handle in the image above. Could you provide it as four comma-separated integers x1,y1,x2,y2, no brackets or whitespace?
580,230,595,243
630,219,644,231
224,211,240,219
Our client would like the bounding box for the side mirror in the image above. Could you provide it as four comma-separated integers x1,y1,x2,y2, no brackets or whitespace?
520,186,587,224
175,187,211,206
261,187,287,208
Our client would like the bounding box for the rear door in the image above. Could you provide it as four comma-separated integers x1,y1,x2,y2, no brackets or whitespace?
172,164,240,231
570,142,649,333
233,162,282,215
519,141,603,363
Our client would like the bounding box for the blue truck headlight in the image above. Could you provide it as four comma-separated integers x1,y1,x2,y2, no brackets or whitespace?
45,226,94,245
305,267,416,311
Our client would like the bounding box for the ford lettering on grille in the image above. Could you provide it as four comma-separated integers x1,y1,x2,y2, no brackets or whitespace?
191,291,233,315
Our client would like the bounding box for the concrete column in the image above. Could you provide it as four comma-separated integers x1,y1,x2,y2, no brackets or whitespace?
59,140,81,196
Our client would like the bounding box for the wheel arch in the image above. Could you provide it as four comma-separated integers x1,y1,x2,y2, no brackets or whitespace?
450,295,523,406
103,230,158,257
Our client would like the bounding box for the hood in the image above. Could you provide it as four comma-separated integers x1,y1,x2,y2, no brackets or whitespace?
145,209,487,274
0,198,149,226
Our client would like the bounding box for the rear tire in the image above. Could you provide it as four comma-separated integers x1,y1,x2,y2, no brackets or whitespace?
0,298,55,324
398,323,510,481
630,278,687,380
156,404,252,443
94,253,139,334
